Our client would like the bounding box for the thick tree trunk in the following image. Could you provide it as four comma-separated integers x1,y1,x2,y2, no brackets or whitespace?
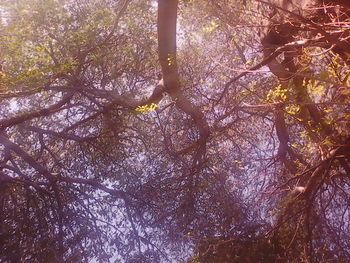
157,0,210,155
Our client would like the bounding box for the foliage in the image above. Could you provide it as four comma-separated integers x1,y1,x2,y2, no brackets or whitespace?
0,0,349,262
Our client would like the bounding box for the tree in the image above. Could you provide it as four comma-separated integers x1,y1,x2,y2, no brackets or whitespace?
0,0,349,262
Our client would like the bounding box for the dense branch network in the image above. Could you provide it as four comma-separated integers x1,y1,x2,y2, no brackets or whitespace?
0,0,349,262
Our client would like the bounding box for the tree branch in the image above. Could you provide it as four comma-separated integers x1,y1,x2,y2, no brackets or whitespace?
0,92,73,131
157,0,210,156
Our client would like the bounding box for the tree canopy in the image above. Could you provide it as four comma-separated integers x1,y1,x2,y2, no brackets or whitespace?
0,0,349,262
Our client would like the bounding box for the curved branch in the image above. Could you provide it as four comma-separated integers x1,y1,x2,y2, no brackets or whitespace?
0,92,73,131
0,132,129,200
157,0,209,155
